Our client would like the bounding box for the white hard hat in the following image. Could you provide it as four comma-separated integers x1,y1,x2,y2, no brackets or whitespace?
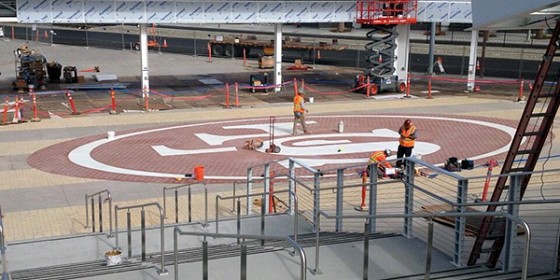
384,149,391,156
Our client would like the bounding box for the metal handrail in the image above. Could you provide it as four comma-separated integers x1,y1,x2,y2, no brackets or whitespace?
173,227,307,280
84,189,112,237
163,182,207,225
114,202,168,275
215,189,299,245
315,210,531,280
288,157,319,174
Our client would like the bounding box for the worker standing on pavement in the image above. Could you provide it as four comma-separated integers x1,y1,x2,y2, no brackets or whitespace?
396,119,417,168
292,89,310,135
367,149,393,179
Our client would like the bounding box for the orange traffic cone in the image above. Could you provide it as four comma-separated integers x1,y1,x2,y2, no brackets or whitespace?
162,39,168,48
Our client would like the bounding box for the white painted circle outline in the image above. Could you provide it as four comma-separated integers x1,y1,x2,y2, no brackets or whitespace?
68,115,517,180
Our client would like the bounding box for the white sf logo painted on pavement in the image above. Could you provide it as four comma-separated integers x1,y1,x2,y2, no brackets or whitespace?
67,115,517,180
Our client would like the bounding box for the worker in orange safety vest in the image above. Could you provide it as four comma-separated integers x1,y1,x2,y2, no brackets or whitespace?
292,90,309,135
396,119,417,168
367,149,393,178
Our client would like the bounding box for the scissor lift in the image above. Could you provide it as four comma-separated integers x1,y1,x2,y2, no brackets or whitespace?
353,0,417,95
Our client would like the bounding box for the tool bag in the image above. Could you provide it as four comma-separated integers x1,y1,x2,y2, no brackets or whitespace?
461,159,474,170
444,157,462,172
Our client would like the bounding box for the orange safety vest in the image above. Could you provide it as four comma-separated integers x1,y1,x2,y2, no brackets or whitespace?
399,125,416,148
368,151,392,168
293,95,304,113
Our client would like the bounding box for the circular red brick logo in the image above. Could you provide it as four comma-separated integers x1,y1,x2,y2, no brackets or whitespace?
28,115,516,183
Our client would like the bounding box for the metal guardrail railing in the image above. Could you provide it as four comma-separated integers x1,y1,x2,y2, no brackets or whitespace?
84,189,113,237
316,210,531,280
114,202,168,275
163,182,207,225
215,189,299,246
173,227,307,280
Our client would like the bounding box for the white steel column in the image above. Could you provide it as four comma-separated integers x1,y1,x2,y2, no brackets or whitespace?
467,30,478,91
140,24,150,100
395,24,411,82
274,23,283,92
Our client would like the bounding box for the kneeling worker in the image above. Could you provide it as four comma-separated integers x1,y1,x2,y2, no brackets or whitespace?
367,149,393,179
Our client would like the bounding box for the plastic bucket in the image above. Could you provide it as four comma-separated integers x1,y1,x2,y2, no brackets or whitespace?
105,250,122,266
194,166,204,181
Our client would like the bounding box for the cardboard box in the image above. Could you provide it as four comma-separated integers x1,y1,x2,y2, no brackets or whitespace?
259,56,274,69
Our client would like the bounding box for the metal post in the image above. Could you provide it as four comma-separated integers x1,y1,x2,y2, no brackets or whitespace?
363,220,370,280
241,240,247,280
368,166,377,234
427,22,436,75
188,186,192,223
108,195,113,238
232,181,237,211
139,24,150,101
313,172,321,232
159,208,167,275
453,179,468,266
91,197,95,232
237,199,241,245
174,228,178,280
85,195,89,229
335,169,344,232
288,160,295,215
127,211,132,258
247,168,253,215
204,183,208,226
114,205,120,249
467,30,479,91
175,189,179,223
424,220,434,280
202,239,208,280
264,163,270,213
313,210,320,275
98,196,103,233
141,209,146,261
504,174,522,271
403,161,414,238
261,193,265,246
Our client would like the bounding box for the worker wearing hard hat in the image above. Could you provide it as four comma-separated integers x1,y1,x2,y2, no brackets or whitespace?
397,119,417,168
292,90,310,135
367,149,393,179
